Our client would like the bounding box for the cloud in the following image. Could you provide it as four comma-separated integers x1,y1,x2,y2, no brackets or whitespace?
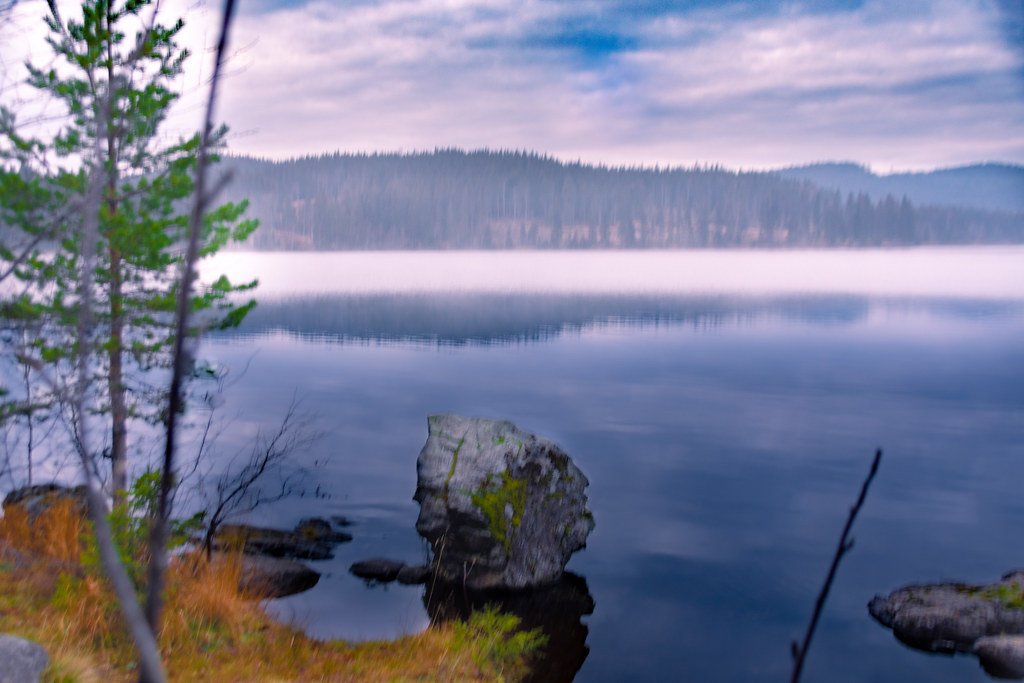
612,0,1024,169
2,0,1022,170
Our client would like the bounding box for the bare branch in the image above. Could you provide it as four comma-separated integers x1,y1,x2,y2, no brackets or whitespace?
790,448,882,683
199,398,320,559
144,0,238,635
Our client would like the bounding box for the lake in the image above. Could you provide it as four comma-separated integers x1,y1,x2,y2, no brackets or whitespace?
198,247,1024,682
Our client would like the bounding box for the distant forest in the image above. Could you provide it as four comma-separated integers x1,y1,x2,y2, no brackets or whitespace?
221,150,1024,250
775,162,1024,214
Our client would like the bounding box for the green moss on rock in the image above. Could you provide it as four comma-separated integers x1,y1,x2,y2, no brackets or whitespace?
471,471,526,553
446,437,465,485
981,582,1024,610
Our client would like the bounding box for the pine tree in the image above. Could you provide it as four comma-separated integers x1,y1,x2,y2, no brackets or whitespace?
0,0,257,497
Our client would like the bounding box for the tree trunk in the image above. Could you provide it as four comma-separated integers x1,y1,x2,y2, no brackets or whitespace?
109,246,128,498
106,32,127,500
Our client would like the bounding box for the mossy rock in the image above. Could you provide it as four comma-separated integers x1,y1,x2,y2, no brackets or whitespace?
414,414,594,590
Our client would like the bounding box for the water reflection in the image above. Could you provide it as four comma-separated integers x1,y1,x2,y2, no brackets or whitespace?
225,293,1023,347
425,573,595,683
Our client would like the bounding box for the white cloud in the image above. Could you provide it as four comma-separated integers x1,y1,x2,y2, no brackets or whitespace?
2,0,1022,170
612,0,1023,169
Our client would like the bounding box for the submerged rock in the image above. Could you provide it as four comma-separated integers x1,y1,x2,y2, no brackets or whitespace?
216,519,352,560
870,570,1024,679
348,558,432,585
232,553,321,599
975,635,1024,679
0,634,48,683
413,414,594,591
396,564,432,585
350,558,406,583
295,517,354,543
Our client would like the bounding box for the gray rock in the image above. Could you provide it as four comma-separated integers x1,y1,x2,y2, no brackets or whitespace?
975,635,1024,679
870,571,1024,678
869,574,1024,653
350,558,406,583
413,414,594,590
0,634,48,683
231,553,320,599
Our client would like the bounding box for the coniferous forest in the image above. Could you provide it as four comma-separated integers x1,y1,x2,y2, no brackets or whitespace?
222,150,1024,250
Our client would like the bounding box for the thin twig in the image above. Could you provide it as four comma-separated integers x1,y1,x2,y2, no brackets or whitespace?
790,448,882,683
199,397,320,558
143,0,238,637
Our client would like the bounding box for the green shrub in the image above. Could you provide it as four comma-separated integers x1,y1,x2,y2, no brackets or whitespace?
81,470,205,589
454,605,547,681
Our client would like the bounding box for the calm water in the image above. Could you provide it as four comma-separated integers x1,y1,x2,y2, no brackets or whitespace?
198,248,1024,682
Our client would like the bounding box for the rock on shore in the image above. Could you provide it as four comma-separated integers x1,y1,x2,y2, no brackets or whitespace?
0,635,48,683
413,414,594,591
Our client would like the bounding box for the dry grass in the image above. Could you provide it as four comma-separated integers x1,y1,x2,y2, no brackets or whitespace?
0,497,85,564
0,500,534,682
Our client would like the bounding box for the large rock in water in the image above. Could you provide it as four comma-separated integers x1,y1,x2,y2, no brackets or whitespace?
414,414,594,590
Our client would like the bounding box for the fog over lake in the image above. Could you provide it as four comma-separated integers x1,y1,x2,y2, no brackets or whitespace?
204,247,1024,299
197,247,1023,682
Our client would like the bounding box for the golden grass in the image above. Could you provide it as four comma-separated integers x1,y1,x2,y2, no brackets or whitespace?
0,500,533,682
1,497,85,564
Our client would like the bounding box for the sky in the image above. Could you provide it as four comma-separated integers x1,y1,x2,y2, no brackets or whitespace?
1,0,1023,172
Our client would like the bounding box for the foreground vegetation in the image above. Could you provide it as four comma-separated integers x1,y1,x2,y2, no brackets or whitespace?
0,499,540,682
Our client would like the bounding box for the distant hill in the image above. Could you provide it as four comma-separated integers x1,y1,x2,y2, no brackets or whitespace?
220,150,1023,250
774,162,1024,213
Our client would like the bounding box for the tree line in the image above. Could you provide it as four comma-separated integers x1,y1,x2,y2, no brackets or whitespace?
223,150,1024,250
